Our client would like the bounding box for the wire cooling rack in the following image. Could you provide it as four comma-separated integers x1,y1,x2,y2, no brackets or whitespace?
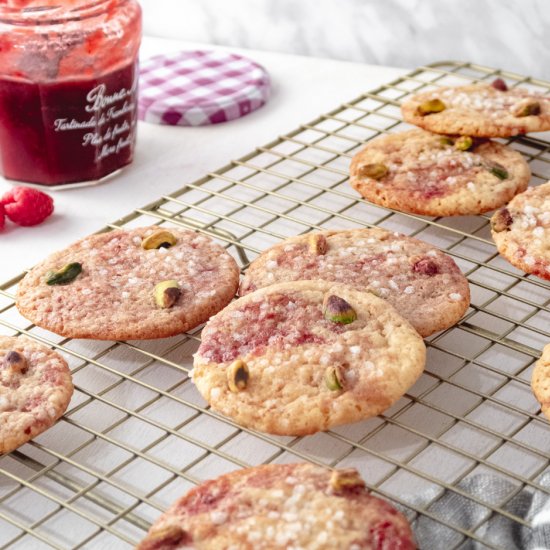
1,61,550,549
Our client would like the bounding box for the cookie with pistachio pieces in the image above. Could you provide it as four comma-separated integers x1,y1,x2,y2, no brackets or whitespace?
136,463,416,550
239,227,470,337
401,79,550,137
532,344,550,421
1,336,73,455
491,181,550,280
193,280,426,436
16,227,240,340
349,129,530,216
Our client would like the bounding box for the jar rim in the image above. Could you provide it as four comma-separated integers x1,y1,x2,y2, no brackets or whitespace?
0,0,123,25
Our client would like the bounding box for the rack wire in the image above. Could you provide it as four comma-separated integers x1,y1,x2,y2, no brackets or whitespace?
1,61,550,549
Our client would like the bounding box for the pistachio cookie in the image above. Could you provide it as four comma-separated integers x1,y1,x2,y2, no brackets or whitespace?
491,181,550,280
532,344,550,421
1,336,73,454
401,79,550,137
239,228,469,337
137,463,416,550
193,281,426,436
349,129,530,216
17,227,240,340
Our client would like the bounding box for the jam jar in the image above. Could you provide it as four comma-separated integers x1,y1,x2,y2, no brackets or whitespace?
0,0,142,187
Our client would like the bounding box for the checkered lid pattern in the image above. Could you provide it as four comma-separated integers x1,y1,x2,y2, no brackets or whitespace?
138,50,271,126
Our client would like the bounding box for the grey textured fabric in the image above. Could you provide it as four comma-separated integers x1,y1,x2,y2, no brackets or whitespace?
408,473,550,549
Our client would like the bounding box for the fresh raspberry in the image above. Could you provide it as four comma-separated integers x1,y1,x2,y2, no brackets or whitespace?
0,203,5,231
1,187,54,227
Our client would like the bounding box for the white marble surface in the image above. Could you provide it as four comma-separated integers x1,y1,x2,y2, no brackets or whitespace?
0,36,404,283
141,0,550,81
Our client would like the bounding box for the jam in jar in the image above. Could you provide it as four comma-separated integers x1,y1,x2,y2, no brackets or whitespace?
0,0,142,187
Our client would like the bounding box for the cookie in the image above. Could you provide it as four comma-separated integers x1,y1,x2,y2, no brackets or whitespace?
239,228,470,337
349,129,530,217
17,227,240,340
401,79,550,137
137,463,416,550
491,181,550,280
532,344,550,421
193,280,426,436
1,336,73,454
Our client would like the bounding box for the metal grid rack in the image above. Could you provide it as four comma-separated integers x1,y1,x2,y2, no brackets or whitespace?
1,61,550,549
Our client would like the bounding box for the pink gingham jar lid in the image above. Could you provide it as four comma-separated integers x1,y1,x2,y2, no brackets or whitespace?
138,50,271,126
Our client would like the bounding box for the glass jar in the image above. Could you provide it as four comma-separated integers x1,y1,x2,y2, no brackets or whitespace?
0,0,142,187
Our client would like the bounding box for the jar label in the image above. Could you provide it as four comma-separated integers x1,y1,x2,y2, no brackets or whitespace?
53,76,137,163
0,61,138,185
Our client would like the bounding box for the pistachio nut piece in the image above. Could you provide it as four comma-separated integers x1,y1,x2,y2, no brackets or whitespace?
323,295,357,324
358,163,388,180
329,468,366,492
324,366,344,391
439,136,454,147
46,262,82,285
417,98,446,116
513,101,541,117
455,136,473,151
308,233,328,256
227,359,249,393
141,524,188,549
3,351,27,374
491,208,514,233
491,78,508,92
488,163,509,180
141,230,178,250
154,280,181,308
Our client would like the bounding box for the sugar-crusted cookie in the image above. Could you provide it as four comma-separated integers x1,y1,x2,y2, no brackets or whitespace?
1,336,73,455
193,281,426,436
401,79,550,137
136,463,416,550
491,182,550,280
239,228,470,337
533,344,550,421
349,129,530,217
17,227,240,340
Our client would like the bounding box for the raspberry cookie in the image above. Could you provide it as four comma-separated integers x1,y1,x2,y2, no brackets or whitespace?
17,227,240,340
401,79,550,137
1,336,73,454
239,228,470,337
532,344,550,421
137,463,416,550
193,281,426,436
491,182,550,280
349,129,530,217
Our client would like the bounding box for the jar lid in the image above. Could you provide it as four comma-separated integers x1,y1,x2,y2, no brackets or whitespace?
138,50,271,126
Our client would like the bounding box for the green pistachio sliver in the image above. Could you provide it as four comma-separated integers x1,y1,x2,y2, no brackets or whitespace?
455,136,473,151
46,262,82,285
308,233,328,255
330,468,366,492
439,136,454,147
417,98,446,116
489,164,509,180
142,230,177,250
154,280,181,308
323,295,357,324
147,524,187,546
227,359,249,393
358,163,388,180
3,351,27,374
514,101,541,117
325,366,344,391
491,208,514,233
